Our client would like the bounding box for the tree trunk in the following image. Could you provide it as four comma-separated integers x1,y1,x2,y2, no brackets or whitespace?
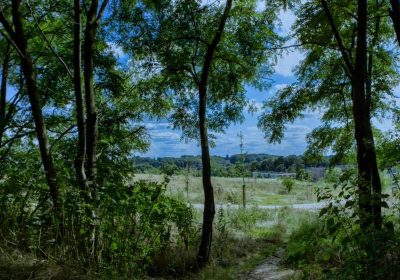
0,43,10,146
7,0,63,230
390,0,400,45
83,1,99,193
197,0,232,265
197,87,215,264
366,13,382,230
352,0,381,230
73,0,88,195
82,0,108,265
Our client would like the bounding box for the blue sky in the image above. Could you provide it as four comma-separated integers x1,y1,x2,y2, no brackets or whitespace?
139,8,321,158
137,5,398,158
7,3,396,158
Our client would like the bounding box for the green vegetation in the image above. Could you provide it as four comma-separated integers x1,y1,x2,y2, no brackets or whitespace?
133,174,318,205
281,178,295,194
0,203,316,279
133,154,327,178
0,0,400,279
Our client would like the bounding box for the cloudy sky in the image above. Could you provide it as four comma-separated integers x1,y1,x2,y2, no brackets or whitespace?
140,8,316,158
136,5,397,158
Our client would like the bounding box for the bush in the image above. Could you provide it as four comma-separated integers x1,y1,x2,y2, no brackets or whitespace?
285,169,400,280
324,167,343,184
0,172,195,277
281,178,295,193
99,178,195,275
296,169,312,181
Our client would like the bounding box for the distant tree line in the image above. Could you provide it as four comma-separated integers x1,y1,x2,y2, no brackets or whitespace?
133,153,330,178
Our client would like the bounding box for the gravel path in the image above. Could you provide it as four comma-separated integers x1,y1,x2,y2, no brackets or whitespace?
190,201,329,211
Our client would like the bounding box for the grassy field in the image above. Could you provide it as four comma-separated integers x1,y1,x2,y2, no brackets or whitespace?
132,174,320,206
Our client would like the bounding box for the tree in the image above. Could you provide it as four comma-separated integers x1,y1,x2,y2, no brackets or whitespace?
82,0,109,197
73,0,88,194
116,0,281,264
0,0,64,230
259,0,399,230
282,177,295,193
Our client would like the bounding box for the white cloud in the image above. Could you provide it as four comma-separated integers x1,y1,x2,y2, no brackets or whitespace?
277,9,296,35
256,1,266,12
273,9,304,77
272,83,288,91
274,49,303,77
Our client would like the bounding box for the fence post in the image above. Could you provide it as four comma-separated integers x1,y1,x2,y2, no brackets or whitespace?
242,184,246,208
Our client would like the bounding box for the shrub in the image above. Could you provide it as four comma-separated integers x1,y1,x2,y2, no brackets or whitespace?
281,178,295,193
99,178,195,275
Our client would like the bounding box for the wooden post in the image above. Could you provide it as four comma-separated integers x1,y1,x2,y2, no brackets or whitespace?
242,184,246,208
186,162,190,202
238,131,246,209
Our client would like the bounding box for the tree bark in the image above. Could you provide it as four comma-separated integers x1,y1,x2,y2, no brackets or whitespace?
197,0,232,265
82,0,108,264
366,12,382,230
390,0,400,45
322,0,382,230
83,0,108,193
0,0,63,230
352,0,381,230
83,1,99,192
73,0,88,194
0,43,10,146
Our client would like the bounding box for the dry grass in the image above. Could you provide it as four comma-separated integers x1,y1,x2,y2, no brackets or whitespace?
132,174,321,206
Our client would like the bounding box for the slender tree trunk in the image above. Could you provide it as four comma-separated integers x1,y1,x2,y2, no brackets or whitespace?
84,1,99,193
352,0,381,230
197,86,215,264
197,0,232,265
0,43,10,146
366,13,382,230
6,0,63,230
73,0,88,194
82,0,108,264
322,0,382,230
390,0,400,45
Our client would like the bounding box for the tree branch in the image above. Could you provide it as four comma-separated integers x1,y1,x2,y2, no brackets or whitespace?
390,0,400,45
0,12,25,58
26,0,74,82
320,0,354,76
96,0,109,23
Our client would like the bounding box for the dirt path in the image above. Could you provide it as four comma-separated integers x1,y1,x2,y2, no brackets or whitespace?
246,249,296,280
191,201,329,211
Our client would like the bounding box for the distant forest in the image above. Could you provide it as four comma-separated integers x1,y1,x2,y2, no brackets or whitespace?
133,154,330,178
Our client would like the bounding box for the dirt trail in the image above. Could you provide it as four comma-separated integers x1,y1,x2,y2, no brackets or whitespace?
191,201,329,211
246,249,296,280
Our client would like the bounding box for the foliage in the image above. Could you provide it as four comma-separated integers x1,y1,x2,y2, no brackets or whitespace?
99,178,195,275
281,178,295,193
258,0,399,165
133,153,328,177
113,0,282,142
0,170,195,276
285,169,400,279
296,168,312,181
0,0,399,278
324,167,343,184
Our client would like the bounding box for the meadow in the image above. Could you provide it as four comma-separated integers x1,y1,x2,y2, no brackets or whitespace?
132,174,319,206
